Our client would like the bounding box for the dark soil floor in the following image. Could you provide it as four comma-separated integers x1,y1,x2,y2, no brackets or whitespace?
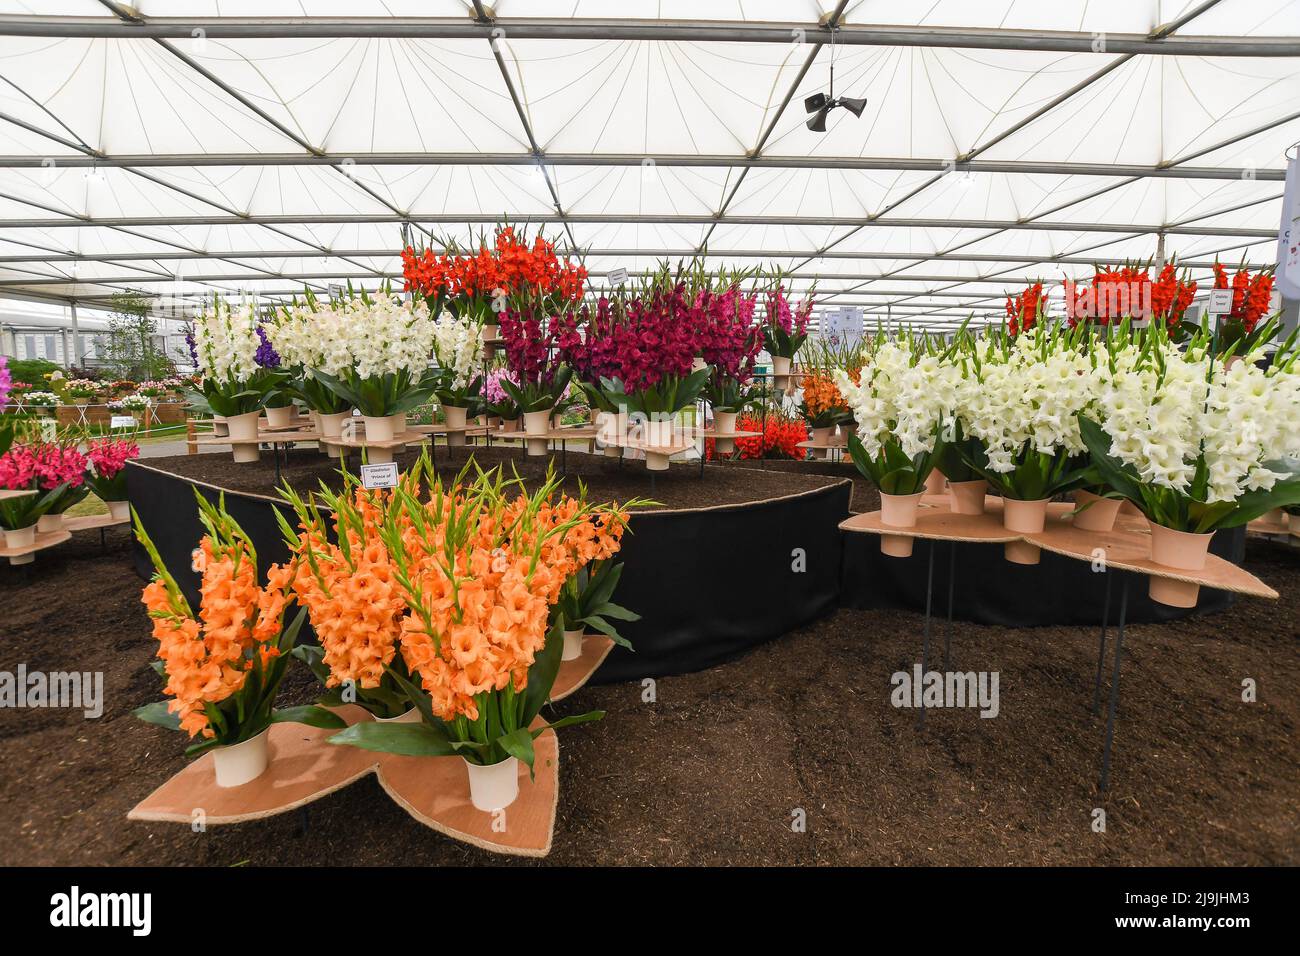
1,514,1296,866
146,445,850,512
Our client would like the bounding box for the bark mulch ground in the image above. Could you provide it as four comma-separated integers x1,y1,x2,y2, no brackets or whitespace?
0,462,1296,866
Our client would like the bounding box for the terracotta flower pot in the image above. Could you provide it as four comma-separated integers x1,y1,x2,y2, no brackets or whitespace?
947,479,987,515
772,355,791,390
643,417,676,447
500,417,520,433
924,470,946,496
1147,522,1214,608
231,443,260,464
212,729,270,788
37,513,64,533
224,409,260,442
388,411,408,437
443,405,467,447
362,414,394,443
713,410,737,435
466,756,519,812
5,525,36,549
1072,490,1121,532
523,410,551,436
878,490,924,558
107,500,130,520
811,425,834,458
1002,497,1048,565
562,629,585,661
482,322,498,342
264,404,294,429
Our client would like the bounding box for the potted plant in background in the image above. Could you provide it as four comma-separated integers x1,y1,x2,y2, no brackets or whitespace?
23,391,59,417
839,333,952,557
0,443,63,561
481,368,521,430
65,379,99,406
191,296,287,461
268,294,355,457
1080,325,1300,606
1210,260,1277,362
428,310,484,445
33,442,89,532
85,438,140,520
761,281,813,391
498,304,574,456
132,491,345,787
308,286,437,444
252,327,298,429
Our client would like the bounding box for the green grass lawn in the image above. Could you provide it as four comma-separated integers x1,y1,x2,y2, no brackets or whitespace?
63,492,109,517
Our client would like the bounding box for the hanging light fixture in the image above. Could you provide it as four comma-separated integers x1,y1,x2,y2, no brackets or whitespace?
805,25,866,132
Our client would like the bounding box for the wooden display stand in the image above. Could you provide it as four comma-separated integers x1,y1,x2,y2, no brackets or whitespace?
1,529,70,566
128,636,612,857
840,495,1277,790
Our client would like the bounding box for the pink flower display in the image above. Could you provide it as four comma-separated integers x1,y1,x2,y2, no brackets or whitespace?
0,356,12,410
0,444,39,490
86,438,140,480
32,443,88,491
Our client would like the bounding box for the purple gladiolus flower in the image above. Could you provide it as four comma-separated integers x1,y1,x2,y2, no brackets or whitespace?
254,325,281,369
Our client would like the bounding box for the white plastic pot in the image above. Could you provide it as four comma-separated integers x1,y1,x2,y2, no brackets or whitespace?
212,729,270,788
713,410,737,435
466,756,519,812
224,409,261,442
231,443,260,464
107,500,130,520
642,417,676,447
388,412,408,437
562,629,585,661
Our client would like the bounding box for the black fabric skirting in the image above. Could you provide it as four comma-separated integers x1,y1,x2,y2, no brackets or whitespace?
127,460,1239,680
125,461,852,683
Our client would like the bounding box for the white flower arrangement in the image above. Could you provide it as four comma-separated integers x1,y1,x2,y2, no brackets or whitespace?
269,293,434,380
110,393,151,412
22,390,60,407
192,298,261,383
431,310,483,392
1091,339,1300,509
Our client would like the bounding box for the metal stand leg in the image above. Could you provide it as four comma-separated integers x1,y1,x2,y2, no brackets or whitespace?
1092,571,1113,715
1099,574,1129,792
942,541,956,671
274,444,282,485
918,540,936,729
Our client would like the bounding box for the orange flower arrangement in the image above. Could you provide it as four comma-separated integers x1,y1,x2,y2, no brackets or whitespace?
278,474,417,717
327,458,645,774
134,491,343,753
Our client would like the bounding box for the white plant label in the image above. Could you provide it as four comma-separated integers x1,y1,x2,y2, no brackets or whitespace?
608,267,629,286
1207,288,1234,316
110,415,136,430
360,462,399,490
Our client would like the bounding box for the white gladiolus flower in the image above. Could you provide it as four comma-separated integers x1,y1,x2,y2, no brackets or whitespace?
266,293,435,380
192,298,261,383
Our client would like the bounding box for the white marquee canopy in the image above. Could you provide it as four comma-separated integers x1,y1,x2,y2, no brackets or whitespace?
0,0,1297,328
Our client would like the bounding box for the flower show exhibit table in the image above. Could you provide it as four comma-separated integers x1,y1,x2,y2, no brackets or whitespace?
840,498,1276,790
839,497,1246,627
126,638,612,858
125,451,852,682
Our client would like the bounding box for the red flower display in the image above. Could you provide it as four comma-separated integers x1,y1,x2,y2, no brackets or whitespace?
707,411,808,461
1212,261,1275,334
1005,281,1047,336
402,224,587,321
1150,261,1198,330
